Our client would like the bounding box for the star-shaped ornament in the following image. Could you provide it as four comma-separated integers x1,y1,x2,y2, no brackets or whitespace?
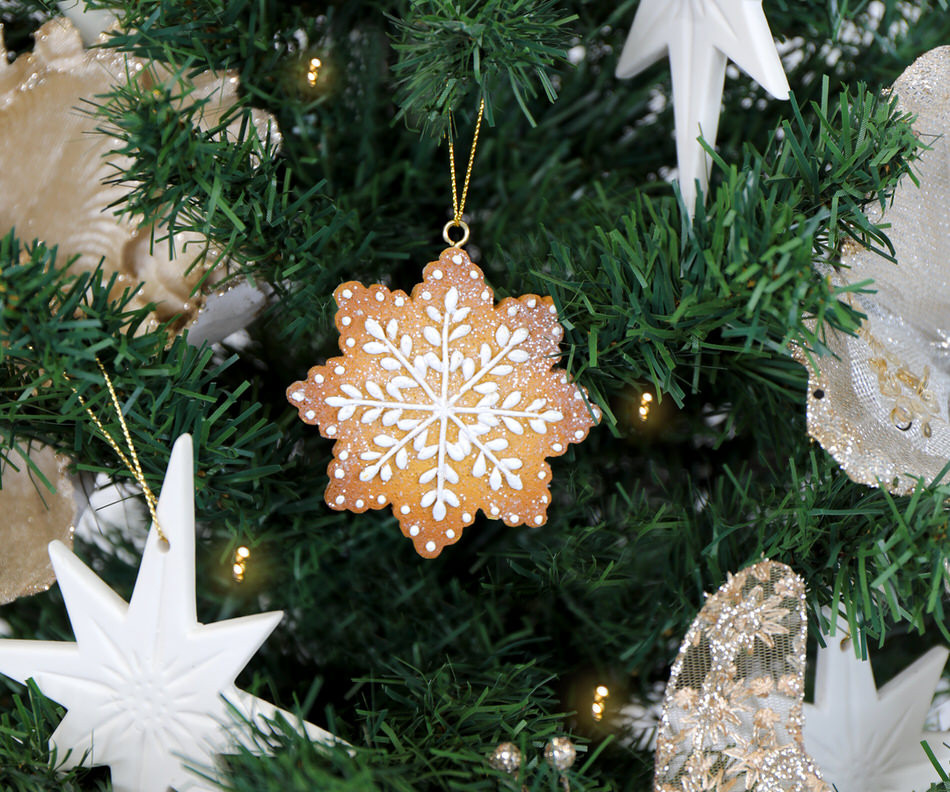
0,435,337,792
803,624,950,792
615,0,790,213
287,246,600,558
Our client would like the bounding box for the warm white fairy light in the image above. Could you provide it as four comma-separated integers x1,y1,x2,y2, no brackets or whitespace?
638,392,653,422
232,545,250,582
307,57,322,87
592,684,610,721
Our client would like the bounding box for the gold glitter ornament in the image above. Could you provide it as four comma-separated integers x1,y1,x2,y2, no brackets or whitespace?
0,18,276,342
489,742,523,774
0,443,76,604
544,737,577,771
654,560,830,792
794,46,950,494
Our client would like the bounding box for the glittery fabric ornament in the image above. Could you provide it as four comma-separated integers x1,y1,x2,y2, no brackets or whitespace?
654,560,830,792
794,47,950,494
0,443,76,604
0,18,275,341
286,246,600,558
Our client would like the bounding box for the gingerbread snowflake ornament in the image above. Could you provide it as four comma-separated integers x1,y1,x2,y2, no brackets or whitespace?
287,247,599,557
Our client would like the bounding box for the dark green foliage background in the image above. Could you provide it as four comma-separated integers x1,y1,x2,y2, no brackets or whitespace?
1,0,950,789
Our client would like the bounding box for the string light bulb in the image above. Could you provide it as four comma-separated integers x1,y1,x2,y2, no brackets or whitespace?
306,57,322,87
638,392,653,422
232,545,250,582
592,684,610,721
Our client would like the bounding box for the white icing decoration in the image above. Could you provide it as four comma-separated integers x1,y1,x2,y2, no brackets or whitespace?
341,289,353,299
534,515,543,524
334,366,345,375
291,391,305,402
342,316,352,326
446,529,456,538
375,292,385,302
425,540,436,552
433,269,443,279
322,285,568,522
334,469,344,479
335,495,345,505
305,410,316,420
356,499,364,508
452,254,463,264
409,525,420,536
314,374,325,383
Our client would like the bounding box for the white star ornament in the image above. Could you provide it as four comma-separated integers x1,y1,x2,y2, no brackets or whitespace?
0,434,336,792
615,0,790,214
804,631,950,792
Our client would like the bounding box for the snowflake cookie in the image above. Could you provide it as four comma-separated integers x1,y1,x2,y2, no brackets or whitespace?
287,246,600,558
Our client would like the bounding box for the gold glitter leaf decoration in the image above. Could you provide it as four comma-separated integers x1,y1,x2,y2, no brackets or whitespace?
654,560,830,792
794,46,950,494
286,246,600,558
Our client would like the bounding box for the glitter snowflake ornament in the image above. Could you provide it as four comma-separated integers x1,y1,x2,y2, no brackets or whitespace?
654,560,830,792
0,435,336,792
287,247,599,558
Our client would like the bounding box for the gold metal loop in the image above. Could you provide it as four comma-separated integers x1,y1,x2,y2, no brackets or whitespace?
443,220,470,248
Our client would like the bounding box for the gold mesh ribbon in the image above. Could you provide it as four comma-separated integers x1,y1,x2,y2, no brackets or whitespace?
654,560,830,792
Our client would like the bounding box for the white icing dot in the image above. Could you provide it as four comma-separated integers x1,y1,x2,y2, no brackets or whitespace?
305,410,316,420
549,305,557,314
541,496,549,504
574,392,583,400
481,290,490,301
395,296,405,306
507,306,518,317
462,512,471,522
433,269,443,279
377,494,386,504
509,514,519,522
375,292,385,302
490,506,500,516
469,270,478,278
327,425,337,435
446,529,456,539
356,499,365,508
538,470,546,479
335,495,344,505
452,253,463,264
346,338,355,347
534,515,543,525
335,366,345,375
341,289,353,299
425,540,436,552
422,291,432,300
552,443,563,452
314,374,325,383
400,505,410,515
527,298,537,308
291,390,305,402
410,525,420,536
334,468,344,479
339,450,349,461
341,316,352,326
574,430,584,439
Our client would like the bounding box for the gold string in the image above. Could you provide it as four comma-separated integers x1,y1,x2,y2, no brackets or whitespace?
447,98,485,233
71,359,167,547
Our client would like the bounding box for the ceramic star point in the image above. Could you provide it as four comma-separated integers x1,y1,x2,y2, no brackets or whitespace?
616,0,789,213
0,434,337,792
804,627,950,792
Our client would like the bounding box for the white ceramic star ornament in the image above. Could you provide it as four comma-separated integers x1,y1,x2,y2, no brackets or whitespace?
0,434,337,792
804,626,950,792
615,0,790,214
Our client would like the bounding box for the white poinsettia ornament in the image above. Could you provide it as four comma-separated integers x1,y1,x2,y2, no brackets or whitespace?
795,46,950,494
0,435,337,792
286,246,600,558
615,0,790,213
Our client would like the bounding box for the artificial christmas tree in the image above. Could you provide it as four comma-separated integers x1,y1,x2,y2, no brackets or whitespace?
2,1,950,790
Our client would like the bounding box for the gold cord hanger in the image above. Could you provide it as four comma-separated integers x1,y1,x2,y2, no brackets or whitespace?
444,97,485,248
72,359,168,549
